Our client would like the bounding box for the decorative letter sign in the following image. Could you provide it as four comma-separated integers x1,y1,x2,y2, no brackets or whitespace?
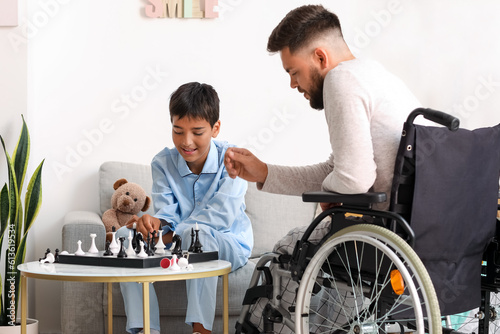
145,0,217,19
0,0,18,26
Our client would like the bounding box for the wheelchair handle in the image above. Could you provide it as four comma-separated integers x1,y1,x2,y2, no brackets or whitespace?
407,108,460,131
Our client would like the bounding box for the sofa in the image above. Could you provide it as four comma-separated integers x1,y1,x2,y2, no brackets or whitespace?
60,161,318,334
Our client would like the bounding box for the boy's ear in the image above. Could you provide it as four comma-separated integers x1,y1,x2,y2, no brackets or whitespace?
212,120,221,138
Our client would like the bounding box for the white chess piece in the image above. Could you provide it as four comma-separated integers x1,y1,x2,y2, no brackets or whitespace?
137,241,148,258
177,256,189,269
170,254,180,271
169,231,177,251
126,230,136,257
75,240,85,256
155,229,166,255
39,253,55,264
88,233,99,254
109,229,119,255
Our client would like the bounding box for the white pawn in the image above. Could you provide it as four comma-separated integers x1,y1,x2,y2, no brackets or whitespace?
137,241,148,258
88,233,99,254
109,229,119,255
170,254,180,271
155,230,166,255
75,240,85,256
126,230,136,257
178,256,189,269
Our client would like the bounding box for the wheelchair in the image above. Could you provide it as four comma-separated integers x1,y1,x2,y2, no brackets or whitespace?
235,108,500,334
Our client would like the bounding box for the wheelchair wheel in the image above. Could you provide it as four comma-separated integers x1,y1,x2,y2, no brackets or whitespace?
445,291,500,334
295,224,441,334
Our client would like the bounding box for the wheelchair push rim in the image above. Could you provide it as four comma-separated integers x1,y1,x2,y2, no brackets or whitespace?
295,224,441,334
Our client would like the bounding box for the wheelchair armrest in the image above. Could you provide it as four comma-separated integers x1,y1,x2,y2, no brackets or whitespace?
302,191,387,206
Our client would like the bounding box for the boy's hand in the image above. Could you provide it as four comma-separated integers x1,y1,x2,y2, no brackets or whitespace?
224,147,268,183
126,214,161,238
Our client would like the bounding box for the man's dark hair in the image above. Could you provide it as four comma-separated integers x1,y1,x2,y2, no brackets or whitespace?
169,82,220,127
267,5,343,54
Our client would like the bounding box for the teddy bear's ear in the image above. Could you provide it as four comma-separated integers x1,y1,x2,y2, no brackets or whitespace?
142,196,151,212
113,178,128,190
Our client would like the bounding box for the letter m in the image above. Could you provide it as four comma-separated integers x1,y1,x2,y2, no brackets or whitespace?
164,0,183,18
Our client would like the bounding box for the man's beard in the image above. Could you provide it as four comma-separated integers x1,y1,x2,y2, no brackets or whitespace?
309,67,325,110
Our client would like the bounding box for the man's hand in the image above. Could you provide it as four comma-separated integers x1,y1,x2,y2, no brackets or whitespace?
320,202,342,211
224,147,268,183
126,214,161,238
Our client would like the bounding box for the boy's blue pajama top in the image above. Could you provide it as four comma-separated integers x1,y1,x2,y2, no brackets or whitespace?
119,140,253,332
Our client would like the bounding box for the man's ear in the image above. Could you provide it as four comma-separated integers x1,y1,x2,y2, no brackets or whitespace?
313,47,329,70
212,120,221,138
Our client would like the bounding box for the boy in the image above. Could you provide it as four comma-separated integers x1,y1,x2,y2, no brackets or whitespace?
117,82,253,334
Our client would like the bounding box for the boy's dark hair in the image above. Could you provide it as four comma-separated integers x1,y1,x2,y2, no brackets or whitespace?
267,5,343,54
169,82,220,127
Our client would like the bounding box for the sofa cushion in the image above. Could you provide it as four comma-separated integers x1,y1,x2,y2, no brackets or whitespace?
99,161,155,216
244,183,318,258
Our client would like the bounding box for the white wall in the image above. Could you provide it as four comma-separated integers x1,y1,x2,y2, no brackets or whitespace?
0,0,499,332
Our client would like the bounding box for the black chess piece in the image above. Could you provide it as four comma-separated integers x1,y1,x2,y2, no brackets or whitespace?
54,249,60,263
188,228,195,252
103,240,113,256
135,232,144,254
146,231,156,256
117,237,127,258
132,224,138,250
193,228,203,253
172,233,183,256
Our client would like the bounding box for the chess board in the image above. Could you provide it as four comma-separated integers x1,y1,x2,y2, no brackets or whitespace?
58,251,218,269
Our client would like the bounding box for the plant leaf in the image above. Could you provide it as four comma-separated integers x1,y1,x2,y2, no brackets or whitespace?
0,184,9,237
0,136,19,244
24,160,43,234
11,115,29,192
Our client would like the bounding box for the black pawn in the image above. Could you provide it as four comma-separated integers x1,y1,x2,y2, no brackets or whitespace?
188,228,195,252
103,240,113,256
54,249,60,263
117,237,127,258
193,229,203,253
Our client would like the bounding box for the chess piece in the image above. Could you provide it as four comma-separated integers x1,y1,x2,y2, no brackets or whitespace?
170,254,180,271
54,249,60,263
137,241,148,258
126,230,136,257
188,228,195,252
178,256,189,269
147,231,156,256
39,248,51,261
193,223,203,253
109,226,120,255
171,232,183,256
75,240,85,256
88,233,99,254
103,240,113,256
155,229,166,255
117,237,127,258
131,222,138,250
39,249,55,264
135,232,144,254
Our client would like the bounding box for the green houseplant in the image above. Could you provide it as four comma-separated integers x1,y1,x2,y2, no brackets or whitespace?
0,116,43,326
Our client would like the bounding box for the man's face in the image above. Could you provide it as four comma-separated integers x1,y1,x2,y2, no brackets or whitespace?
280,47,325,110
171,115,220,174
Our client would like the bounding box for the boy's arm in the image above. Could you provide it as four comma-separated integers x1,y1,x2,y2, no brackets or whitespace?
151,160,181,230
183,171,247,231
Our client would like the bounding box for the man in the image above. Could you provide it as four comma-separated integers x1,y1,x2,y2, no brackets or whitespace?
224,4,420,332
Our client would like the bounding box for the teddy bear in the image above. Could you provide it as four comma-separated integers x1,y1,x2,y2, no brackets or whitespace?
102,178,151,240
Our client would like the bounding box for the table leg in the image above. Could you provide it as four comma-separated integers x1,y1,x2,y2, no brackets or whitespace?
223,273,229,334
21,274,27,334
142,282,150,334
107,283,113,334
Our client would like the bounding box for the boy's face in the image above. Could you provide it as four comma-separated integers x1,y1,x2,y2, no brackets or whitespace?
171,115,221,174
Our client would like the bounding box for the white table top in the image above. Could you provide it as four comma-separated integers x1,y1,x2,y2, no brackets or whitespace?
18,260,231,283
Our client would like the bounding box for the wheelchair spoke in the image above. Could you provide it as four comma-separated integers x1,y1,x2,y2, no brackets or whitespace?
295,225,441,334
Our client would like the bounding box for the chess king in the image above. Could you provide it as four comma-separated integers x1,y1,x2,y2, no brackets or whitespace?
115,82,253,334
